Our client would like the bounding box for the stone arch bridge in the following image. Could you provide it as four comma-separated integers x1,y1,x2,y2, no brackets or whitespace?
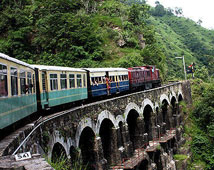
0,81,192,170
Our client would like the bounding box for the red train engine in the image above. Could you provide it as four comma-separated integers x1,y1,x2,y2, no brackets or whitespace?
128,66,161,90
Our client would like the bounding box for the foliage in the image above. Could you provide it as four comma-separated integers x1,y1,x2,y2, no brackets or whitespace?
194,66,209,82
150,1,166,17
48,153,87,170
189,80,214,169
1,0,214,81
0,0,166,74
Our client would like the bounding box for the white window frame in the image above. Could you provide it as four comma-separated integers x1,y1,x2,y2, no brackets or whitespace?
50,74,58,91
0,63,8,97
60,74,67,90
20,70,26,95
69,74,75,88
11,67,18,96
77,74,82,88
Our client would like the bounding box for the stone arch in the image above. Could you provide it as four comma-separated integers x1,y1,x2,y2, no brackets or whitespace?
161,98,170,130
124,102,142,121
143,104,153,141
178,91,183,102
126,109,141,150
79,127,96,169
51,142,67,163
48,130,70,160
155,102,161,128
169,91,177,104
99,118,115,164
96,110,116,135
160,94,170,105
155,102,159,111
142,98,155,113
116,115,125,149
116,115,125,127
76,118,96,147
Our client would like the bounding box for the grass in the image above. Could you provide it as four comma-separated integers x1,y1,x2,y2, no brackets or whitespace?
47,154,87,170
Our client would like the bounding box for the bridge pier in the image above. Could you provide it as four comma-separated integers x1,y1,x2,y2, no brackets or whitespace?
94,137,108,170
122,124,133,158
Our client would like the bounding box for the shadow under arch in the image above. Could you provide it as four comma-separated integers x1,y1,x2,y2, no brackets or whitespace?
99,118,115,165
143,105,153,141
138,159,149,170
161,99,170,130
79,127,96,170
51,142,67,163
178,94,183,102
127,109,140,151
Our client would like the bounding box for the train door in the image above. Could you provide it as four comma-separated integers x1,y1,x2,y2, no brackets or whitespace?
41,71,49,108
115,73,120,93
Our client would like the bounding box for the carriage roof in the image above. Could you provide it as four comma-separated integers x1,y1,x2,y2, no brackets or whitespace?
0,53,34,69
84,68,128,73
32,65,86,72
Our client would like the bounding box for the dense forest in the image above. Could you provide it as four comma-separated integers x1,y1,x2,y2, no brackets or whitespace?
0,0,165,78
1,0,214,169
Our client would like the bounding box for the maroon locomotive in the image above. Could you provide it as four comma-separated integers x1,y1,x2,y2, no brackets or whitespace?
128,66,161,90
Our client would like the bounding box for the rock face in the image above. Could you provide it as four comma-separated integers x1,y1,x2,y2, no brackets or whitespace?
0,82,192,170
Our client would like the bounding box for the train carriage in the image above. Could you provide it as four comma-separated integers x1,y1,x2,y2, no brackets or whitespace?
0,53,37,129
33,65,88,109
85,68,129,97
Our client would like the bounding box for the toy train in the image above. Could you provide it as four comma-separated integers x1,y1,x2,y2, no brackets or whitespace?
0,53,161,130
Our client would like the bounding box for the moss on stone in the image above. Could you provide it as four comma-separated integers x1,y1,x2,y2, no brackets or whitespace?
174,154,188,161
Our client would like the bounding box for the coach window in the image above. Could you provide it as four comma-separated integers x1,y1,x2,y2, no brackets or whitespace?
20,70,26,94
27,72,32,94
11,67,18,96
60,74,67,89
110,76,115,82
0,64,8,97
50,74,58,90
77,74,82,88
119,75,122,81
124,75,128,80
69,74,75,88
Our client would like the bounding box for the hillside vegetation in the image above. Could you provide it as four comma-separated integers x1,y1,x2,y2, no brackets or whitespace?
149,2,214,79
0,0,214,80
0,0,166,77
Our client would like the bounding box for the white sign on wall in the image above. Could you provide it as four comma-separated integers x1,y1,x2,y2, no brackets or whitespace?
15,152,32,161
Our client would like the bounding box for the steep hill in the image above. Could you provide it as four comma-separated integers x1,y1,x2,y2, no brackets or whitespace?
148,5,214,79
1,0,214,80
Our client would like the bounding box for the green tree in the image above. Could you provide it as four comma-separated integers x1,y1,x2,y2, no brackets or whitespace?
151,1,166,17
194,66,209,82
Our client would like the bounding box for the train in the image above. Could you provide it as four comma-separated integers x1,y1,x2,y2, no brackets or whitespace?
0,53,161,130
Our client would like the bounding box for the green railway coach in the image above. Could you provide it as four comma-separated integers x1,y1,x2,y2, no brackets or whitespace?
33,65,88,109
0,53,37,129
